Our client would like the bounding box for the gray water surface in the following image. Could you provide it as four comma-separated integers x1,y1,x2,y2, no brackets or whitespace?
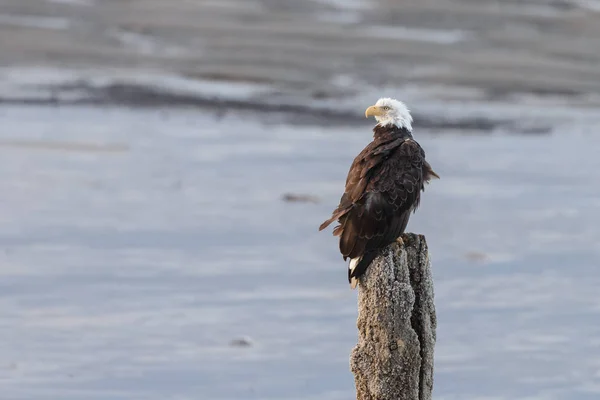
0,105,599,400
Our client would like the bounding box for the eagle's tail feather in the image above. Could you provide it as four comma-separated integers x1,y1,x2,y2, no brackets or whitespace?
348,251,378,289
319,207,351,232
319,214,340,231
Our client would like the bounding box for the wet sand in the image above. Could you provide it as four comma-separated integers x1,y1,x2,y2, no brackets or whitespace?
1,105,600,400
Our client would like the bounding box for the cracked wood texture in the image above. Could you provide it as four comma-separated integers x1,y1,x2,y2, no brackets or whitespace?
350,233,436,400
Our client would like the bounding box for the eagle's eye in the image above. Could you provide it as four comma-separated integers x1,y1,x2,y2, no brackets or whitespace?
383,106,390,110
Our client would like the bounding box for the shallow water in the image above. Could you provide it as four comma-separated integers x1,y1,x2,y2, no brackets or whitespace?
0,105,599,400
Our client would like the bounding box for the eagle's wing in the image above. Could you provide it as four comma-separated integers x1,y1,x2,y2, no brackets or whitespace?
317,138,394,232
320,138,427,260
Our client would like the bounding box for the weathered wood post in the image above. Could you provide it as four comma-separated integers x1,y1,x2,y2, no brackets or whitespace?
350,233,436,400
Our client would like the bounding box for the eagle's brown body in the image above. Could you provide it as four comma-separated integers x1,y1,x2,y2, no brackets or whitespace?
319,124,438,286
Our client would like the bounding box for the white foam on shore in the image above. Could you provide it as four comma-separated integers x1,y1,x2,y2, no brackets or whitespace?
0,67,275,103
573,0,600,11
45,0,94,5
0,14,71,30
362,26,471,44
316,0,371,10
314,0,371,24
106,28,188,57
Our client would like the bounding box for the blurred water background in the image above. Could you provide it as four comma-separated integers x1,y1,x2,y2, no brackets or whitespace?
1,1,600,399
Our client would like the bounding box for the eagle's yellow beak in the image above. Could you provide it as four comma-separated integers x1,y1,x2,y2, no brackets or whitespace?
365,105,384,118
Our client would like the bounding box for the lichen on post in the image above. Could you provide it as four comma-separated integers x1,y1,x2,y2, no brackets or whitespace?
350,233,436,400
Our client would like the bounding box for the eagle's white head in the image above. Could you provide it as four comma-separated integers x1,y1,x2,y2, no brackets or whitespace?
365,97,413,131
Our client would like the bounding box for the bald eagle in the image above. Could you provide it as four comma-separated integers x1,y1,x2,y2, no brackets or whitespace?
319,98,439,289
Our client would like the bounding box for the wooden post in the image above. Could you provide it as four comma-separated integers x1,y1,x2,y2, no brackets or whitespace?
350,233,436,400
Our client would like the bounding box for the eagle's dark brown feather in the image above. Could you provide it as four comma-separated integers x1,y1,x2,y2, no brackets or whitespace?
319,124,438,284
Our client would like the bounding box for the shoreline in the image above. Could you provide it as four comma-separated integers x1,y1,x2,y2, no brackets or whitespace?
0,67,568,133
